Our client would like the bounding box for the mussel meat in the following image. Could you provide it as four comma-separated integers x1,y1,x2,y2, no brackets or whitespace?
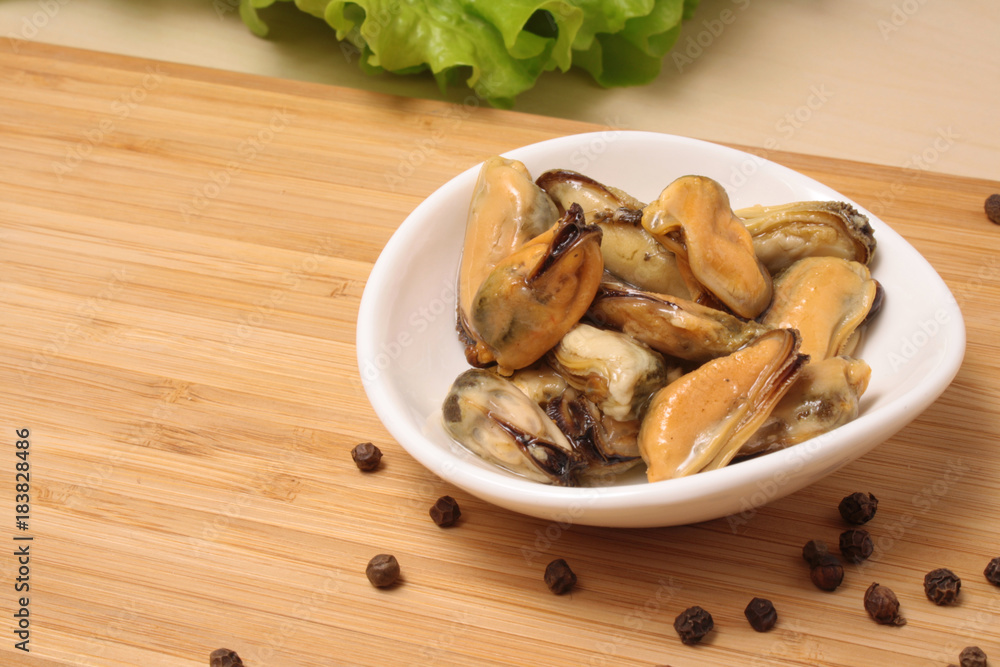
547,323,671,422
536,169,692,298
507,362,570,406
536,168,644,218
735,356,871,459
546,389,643,479
442,369,584,485
638,329,807,482
761,256,882,361
458,156,560,365
737,200,876,273
587,281,770,363
642,175,773,318
467,203,604,373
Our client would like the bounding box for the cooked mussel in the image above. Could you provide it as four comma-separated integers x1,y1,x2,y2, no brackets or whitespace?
638,329,807,482
594,214,694,299
642,175,773,318
503,362,644,479
467,203,604,373
735,356,871,459
507,362,569,406
442,369,584,485
547,323,671,422
737,200,876,273
536,168,645,218
587,281,770,363
761,257,881,361
458,156,560,365
536,169,692,298
546,389,643,479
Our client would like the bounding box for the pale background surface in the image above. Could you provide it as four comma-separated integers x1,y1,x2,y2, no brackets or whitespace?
2,0,997,181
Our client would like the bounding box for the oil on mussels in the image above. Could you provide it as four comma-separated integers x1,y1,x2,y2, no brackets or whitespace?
442,158,879,486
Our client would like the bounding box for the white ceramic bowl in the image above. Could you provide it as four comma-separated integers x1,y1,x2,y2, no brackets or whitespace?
356,131,965,528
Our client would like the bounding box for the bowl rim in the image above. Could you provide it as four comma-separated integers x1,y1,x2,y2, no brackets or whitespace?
356,130,967,524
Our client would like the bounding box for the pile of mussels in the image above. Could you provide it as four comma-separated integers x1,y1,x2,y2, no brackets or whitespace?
441,156,881,486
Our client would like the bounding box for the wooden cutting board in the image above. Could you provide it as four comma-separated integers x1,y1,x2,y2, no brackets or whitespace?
1,41,999,667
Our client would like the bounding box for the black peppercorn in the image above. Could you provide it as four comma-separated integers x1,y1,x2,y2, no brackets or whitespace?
209,648,244,667
838,491,878,524
839,529,874,563
924,568,961,605
673,606,714,645
429,495,461,527
744,597,777,632
802,539,830,566
984,556,1000,586
351,442,382,471
810,554,845,591
366,553,401,588
864,582,906,626
985,194,1000,225
959,646,988,667
544,558,577,595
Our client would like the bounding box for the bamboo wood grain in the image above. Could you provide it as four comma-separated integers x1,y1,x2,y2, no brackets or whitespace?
1,41,999,667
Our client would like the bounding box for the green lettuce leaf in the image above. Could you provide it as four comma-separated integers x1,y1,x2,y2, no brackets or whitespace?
240,0,700,107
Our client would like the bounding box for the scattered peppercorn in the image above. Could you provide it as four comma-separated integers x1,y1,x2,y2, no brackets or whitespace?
959,646,988,667
838,491,878,524
744,597,777,632
366,553,401,588
673,606,714,645
864,582,906,626
985,194,1000,225
839,529,874,563
544,558,577,595
429,495,461,527
984,556,1000,586
810,554,845,591
802,539,830,566
209,648,244,667
351,442,382,471
924,568,962,605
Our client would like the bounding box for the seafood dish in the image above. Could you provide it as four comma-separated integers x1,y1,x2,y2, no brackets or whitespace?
442,157,881,486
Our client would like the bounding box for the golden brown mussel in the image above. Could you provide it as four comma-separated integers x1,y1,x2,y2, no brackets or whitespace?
458,156,561,367
536,169,692,298
638,329,808,482
737,356,872,458
641,175,773,318
737,200,876,274
761,256,882,361
536,168,645,218
468,204,604,374
587,281,769,364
